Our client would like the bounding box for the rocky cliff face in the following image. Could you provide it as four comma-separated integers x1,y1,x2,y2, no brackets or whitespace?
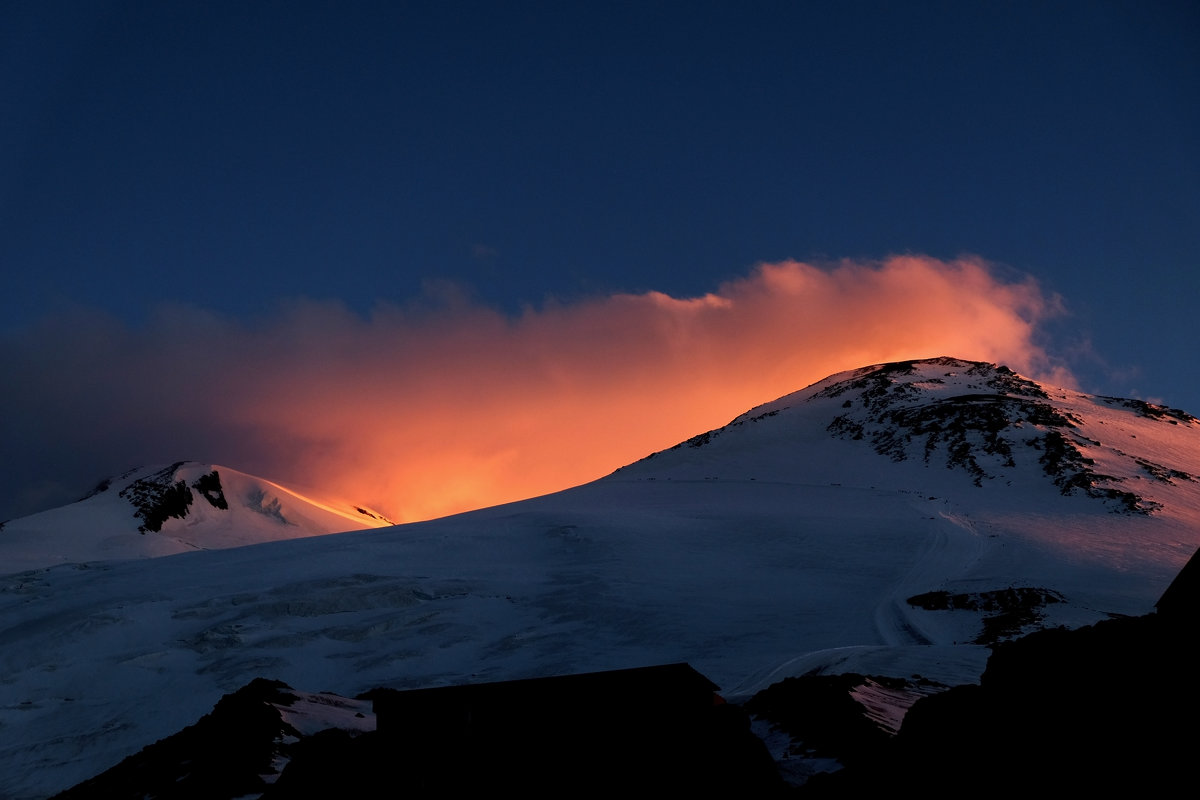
109,462,228,532
813,358,1194,512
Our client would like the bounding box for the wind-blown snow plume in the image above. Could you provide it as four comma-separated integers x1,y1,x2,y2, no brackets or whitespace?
0,255,1066,522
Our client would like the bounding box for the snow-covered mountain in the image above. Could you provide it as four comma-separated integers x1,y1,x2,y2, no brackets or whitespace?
0,462,395,571
622,356,1199,517
3,357,1199,798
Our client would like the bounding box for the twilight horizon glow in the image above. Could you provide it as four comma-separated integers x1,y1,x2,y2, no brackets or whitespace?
1,255,1070,524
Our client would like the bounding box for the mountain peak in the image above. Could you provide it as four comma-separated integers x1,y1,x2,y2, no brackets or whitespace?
807,356,1050,403
620,357,1199,517
0,461,395,571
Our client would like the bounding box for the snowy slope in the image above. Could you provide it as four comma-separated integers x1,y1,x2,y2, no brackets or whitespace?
0,462,394,572
2,357,1199,798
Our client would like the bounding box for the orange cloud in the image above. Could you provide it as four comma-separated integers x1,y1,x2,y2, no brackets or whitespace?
0,255,1069,524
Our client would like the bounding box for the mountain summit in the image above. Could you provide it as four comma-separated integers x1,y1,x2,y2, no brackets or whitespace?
0,462,394,571
620,356,1199,518
2,357,1199,798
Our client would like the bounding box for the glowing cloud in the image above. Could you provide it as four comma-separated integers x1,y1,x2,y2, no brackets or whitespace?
0,255,1068,523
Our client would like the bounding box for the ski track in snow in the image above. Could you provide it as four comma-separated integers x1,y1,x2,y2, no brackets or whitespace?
872,502,988,647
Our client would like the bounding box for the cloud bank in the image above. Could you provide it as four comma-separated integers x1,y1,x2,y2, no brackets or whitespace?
1,255,1068,523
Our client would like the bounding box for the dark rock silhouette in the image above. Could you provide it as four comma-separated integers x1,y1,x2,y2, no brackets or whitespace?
798,545,1200,795
53,678,294,799
55,665,787,799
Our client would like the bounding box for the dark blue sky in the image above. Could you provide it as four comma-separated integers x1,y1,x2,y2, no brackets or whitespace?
2,1,1199,518
6,3,1198,326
